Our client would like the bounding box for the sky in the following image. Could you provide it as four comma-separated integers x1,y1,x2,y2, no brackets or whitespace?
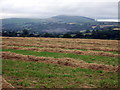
0,0,119,20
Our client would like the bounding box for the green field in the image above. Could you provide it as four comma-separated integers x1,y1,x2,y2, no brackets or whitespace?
2,37,119,88
2,49,118,66
3,59,118,88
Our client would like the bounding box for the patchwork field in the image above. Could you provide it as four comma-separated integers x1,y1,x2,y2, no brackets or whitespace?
2,37,120,88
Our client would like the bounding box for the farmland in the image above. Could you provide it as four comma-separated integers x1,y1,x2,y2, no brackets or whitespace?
2,37,120,88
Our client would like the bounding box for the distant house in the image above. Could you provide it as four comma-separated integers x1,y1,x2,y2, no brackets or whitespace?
113,28,120,30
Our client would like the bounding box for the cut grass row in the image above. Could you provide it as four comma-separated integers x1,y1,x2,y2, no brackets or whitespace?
3,51,117,72
3,59,118,88
2,49,118,66
6,45,120,54
4,40,117,49
3,42,119,52
3,37,119,52
2,46,119,58
3,37,118,46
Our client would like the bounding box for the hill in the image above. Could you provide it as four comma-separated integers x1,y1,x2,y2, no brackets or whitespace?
50,15,95,23
2,15,96,34
2,15,118,35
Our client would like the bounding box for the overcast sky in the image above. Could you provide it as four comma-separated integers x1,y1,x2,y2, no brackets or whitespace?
0,0,119,19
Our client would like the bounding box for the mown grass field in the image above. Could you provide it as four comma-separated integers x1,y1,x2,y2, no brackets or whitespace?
2,37,119,88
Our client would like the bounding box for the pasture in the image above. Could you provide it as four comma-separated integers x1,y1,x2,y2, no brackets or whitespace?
2,37,119,88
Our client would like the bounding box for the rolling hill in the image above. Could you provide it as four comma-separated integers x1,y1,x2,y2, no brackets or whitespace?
2,15,96,34
50,15,95,23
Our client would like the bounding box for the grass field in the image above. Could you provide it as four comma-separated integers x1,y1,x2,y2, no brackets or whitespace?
2,37,119,88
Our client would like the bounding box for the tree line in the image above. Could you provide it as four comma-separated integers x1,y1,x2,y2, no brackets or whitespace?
2,29,120,40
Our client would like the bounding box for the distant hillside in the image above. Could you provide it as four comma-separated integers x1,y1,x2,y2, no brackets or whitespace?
50,15,95,23
1,15,97,34
2,18,47,32
2,18,46,24
5,15,117,34
2,15,95,24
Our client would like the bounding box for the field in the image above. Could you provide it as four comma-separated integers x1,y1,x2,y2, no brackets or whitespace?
1,37,120,88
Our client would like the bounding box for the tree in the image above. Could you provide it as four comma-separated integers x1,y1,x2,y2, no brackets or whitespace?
73,33,83,38
42,33,53,37
85,30,91,33
21,29,29,37
62,34,72,38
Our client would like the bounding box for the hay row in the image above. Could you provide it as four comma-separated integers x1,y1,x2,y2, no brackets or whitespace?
3,37,118,46
2,46,119,57
2,78,15,88
2,51,118,72
2,42,120,52
3,37,118,49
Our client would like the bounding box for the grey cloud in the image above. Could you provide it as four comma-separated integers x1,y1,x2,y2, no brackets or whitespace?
0,0,118,19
